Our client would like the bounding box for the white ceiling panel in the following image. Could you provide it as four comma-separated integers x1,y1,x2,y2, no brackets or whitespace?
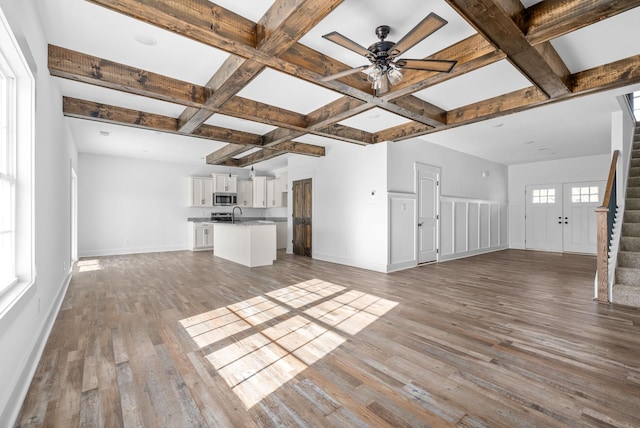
420,86,640,165
236,68,343,114
69,118,227,166
55,79,187,118
413,60,532,110
338,107,412,133
299,0,476,69
37,0,230,86
205,114,276,135
211,0,275,23
551,7,640,74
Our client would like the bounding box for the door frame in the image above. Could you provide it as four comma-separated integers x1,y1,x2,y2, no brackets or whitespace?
415,162,441,264
287,173,315,256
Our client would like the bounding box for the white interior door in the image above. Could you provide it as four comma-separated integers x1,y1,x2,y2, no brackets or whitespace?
525,184,563,251
417,164,440,263
562,181,605,253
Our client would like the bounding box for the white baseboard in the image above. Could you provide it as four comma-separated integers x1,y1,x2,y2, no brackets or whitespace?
312,252,388,273
1,269,72,427
439,245,509,262
79,244,188,258
386,260,417,272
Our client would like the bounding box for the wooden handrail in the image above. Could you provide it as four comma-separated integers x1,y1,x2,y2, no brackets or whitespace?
596,150,620,303
601,150,620,208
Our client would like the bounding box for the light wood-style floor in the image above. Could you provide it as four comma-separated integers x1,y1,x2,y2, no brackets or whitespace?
14,249,640,427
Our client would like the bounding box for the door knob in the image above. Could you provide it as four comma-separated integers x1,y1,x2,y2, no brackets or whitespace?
418,222,424,227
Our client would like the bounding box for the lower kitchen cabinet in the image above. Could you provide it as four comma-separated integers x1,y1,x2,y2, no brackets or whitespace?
189,222,214,251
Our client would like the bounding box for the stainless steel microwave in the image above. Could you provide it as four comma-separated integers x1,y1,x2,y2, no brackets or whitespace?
213,193,237,206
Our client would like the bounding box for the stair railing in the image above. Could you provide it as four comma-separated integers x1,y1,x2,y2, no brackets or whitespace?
596,150,619,303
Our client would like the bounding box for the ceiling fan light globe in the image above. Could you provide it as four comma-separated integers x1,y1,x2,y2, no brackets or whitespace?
388,67,403,85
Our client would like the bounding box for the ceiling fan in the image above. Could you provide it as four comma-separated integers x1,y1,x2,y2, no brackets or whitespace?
321,13,457,96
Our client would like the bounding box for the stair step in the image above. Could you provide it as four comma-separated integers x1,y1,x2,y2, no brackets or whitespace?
628,177,640,187
616,267,640,286
631,158,640,168
620,236,640,251
622,222,640,237
626,198,640,210
612,283,640,308
626,187,640,198
623,210,640,223
617,251,640,268
630,167,640,177
633,149,640,159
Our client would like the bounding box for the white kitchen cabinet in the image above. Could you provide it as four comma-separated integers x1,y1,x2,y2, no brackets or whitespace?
277,173,288,192
252,176,267,208
189,177,213,207
212,173,237,193
189,222,214,250
266,179,277,208
237,180,253,207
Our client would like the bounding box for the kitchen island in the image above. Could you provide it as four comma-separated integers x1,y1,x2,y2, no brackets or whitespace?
213,221,277,267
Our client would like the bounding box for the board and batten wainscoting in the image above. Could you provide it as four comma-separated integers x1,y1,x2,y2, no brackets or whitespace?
440,196,508,261
387,192,417,272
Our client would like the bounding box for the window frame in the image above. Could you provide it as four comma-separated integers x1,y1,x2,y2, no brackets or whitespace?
0,7,35,314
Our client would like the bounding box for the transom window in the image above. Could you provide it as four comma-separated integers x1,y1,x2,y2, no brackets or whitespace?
531,188,556,204
572,186,599,203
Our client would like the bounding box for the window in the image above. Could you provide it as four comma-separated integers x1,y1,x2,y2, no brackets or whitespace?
572,186,599,204
0,60,16,291
0,7,34,307
531,188,556,204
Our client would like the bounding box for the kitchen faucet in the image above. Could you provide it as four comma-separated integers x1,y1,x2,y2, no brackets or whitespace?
232,205,242,223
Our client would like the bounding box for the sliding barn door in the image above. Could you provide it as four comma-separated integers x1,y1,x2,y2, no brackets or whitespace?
292,179,312,257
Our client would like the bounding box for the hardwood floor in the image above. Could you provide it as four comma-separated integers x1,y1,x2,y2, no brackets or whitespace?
14,249,640,427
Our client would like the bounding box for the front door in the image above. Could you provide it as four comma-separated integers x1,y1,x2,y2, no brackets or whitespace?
525,184,563,251
525,181,605,254
417,165,440,263
292,178,312,257
562,181,605,253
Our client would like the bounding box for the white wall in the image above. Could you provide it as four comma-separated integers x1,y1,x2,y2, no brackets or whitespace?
508,154,610,249
78,154,270,257
387,138,508,201
287,142,388,272
0,1,79,425
387,138,509,265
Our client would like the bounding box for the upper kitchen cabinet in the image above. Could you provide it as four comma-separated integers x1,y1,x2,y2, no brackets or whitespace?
276,173,288,193
213,173,237,193
267,179,277,208
252,176,267,208
189,177,213,207
237,180,253,207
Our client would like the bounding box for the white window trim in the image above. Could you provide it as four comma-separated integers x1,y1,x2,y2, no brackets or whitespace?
0,7,35,317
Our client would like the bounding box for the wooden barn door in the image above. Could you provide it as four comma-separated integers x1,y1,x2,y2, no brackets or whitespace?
292,178,312,257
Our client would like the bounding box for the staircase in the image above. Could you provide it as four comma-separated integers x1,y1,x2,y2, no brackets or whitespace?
613,125,640,307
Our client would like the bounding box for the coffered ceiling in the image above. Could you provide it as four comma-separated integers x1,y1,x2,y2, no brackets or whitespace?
38,0,640,170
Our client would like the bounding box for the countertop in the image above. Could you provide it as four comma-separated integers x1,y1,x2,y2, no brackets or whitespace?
187,217,286,223
212,221,277,227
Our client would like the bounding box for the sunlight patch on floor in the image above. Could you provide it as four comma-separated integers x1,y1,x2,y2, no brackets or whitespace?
77,259,102,272
179,279,398,409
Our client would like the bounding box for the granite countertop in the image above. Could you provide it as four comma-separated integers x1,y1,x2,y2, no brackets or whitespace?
188,217,287,223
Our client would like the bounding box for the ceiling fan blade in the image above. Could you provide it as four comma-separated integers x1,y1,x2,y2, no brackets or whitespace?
389,13,447,58
319,66,368,82
395,58,457,73
322,31,372,58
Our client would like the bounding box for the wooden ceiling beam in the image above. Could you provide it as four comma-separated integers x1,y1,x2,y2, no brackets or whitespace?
525,0,640,46
62,97,326,165
86,1,448,127
376,52,640,142
178,0,345,134
205,144,249,165
381,34,504,101
314,124,373,146
446,0,571,99
49,45,211,108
